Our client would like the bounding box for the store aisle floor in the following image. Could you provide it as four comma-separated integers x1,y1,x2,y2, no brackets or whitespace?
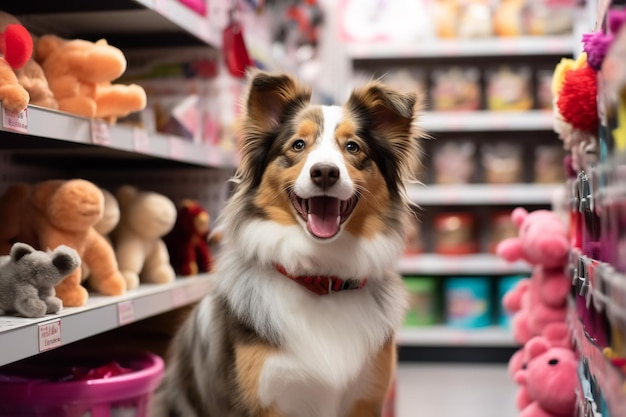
396,363,517,417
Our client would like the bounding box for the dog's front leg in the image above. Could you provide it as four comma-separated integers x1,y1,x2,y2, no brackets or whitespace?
346,339,396,417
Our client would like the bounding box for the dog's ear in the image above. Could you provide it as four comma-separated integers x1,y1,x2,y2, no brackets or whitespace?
346,81,424,184
238,71,311,187
243,70,311,134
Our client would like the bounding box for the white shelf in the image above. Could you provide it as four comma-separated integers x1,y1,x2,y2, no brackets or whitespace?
397,326,517,347
0,275,211,367
8,1,220,48
420,110,554,132
0,105,236,169
407,183,559,205
347,36,574,59
398,254,531,275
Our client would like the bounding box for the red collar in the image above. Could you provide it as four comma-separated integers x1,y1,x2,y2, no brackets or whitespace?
274,264,367,296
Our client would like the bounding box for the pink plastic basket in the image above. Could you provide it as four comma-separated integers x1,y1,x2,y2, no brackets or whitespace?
0,351,164,417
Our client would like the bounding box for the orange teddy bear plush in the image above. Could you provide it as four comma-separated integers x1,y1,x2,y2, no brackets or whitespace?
29,180,126,306
34,34,147,122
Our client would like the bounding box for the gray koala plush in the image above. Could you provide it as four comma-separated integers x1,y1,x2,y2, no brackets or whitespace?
0,243,81,318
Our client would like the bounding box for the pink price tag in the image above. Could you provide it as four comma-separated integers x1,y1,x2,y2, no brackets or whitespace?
169,137,186,160
2,107,28,133
91,119,111,146
38,319,62,352
133,129,151,153
117,300,136,325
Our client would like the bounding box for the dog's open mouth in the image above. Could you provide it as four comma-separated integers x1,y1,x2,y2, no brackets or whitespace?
289,192,359,239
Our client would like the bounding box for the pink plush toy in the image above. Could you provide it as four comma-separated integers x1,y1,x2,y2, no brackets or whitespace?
514,336,578,417
497,208,569,268
498,208,571,344
508,323,572,411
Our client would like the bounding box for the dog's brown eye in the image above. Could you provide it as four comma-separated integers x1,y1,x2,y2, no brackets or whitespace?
292,139,306,151
346,141,360,154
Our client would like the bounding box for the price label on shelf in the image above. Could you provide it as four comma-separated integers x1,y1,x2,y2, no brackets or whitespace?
90,119,111,146
2,107,28,134
38,319,62,352
117,300,136,326
169,137,185,160
133,128,151,153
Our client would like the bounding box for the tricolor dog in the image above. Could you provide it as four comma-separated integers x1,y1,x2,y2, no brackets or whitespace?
152,71,424,417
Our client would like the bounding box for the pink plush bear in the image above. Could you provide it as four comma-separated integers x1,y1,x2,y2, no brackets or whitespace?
497,207,569,268
513,336,578,417
508,323,572,411
498,208,571,344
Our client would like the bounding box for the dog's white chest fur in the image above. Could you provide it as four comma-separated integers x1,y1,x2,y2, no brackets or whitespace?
256,281,394,417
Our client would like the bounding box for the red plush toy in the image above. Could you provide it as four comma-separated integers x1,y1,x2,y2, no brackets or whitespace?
164,200,214,276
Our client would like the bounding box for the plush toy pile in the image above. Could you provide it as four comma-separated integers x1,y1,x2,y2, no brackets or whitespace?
0,178,218,316
497,207,576,417
0,10,146,121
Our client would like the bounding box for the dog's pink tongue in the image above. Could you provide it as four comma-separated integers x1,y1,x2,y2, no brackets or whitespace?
307,196,340,238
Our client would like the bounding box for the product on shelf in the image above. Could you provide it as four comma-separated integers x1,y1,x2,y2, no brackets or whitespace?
433,140,477,184
34,34,147,122
488,211,518,254
481,142,524,184
485,65,533,111
433,0,460,38
497,275,526,327
522,0,575,36
0,243,79,318
430,66,481,111
492,0,524,37
434,212,478,255
444,276,492,328
404,276,438,326
164,200,215,276
457,0,494,38
404,217,423,255
112,185,177,290
0,16,32,113
534,145,565,183
535,69,554,111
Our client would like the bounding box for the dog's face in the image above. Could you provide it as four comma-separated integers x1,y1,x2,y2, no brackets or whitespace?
232,71,422,246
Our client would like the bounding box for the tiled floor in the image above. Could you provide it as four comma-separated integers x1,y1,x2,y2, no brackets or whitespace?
395,363,517,417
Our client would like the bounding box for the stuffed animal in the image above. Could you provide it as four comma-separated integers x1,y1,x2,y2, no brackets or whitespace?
112,185,177,290
0,242,80,318
81,188,120,281
514,336,578,417
0,182,36,254
497,207,569,268
164,199,214,276
0,18,31,113
0,11,57,109
30,179,126,306
508,322,572,411
34,34,146,122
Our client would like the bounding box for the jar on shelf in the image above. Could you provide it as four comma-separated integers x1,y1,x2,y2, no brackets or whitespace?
434,212,478,255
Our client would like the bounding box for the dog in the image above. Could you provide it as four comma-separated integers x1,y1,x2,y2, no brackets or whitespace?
151,70,424,417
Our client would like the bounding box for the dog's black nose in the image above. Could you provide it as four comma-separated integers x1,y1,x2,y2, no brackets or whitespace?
310,163,340,188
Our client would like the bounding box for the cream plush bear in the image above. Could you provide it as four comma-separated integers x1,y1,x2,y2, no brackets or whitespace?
112,185,177,290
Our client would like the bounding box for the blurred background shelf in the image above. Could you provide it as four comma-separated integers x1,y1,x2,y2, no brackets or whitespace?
346,36,574,59
420,110,555,132
397,326,516,347
398,254,531,275
407,183,560,205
